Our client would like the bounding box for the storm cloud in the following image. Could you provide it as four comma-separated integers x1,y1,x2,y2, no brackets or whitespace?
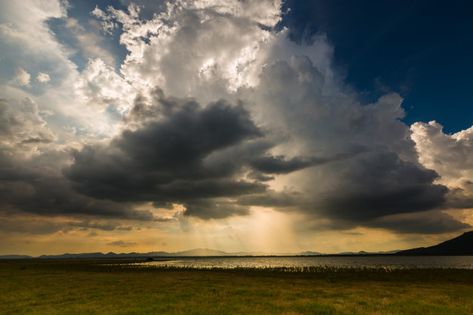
0,149,154,220
62,87,455,232
66,96,270,218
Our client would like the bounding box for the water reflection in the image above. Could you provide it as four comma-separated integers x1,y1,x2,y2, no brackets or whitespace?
134,256,473,270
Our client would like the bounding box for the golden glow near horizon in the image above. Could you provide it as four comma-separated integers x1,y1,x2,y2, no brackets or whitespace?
0,208,457,256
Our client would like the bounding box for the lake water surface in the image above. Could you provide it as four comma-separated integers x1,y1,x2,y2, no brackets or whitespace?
135,256,473,270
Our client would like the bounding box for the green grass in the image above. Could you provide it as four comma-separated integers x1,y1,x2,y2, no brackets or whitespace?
1,259,473,314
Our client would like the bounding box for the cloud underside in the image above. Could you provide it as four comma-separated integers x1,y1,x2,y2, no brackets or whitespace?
0,0,472,237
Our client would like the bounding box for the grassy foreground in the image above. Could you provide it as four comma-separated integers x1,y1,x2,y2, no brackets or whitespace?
1,259,473,314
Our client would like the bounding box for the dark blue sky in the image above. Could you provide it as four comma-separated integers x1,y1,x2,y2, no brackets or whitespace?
282,0,473,133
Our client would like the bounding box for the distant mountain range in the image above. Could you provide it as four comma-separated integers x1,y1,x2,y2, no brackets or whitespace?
2,231,473,259
0,248,322,259
39,249,233,259
397,231,473,255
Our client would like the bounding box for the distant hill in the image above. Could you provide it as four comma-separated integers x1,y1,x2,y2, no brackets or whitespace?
0,248,404,259
36,249,229,259
13,237,471,260
0,249,325,259
397,231,473,255
12,249,262,259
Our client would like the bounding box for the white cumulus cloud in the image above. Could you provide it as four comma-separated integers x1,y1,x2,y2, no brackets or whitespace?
411,121,473,198
36,72,50,83
14,67,30,86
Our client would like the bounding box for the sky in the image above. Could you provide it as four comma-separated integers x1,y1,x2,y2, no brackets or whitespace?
0,0,472,256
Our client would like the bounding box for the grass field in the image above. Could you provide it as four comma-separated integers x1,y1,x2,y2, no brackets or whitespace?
1,259,473,314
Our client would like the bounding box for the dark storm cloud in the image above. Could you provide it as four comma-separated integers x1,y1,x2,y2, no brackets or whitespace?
312,152,448,221
66,97,270,218
0,171,154,220
297,209,470,235
118,100,260,172
0,93,306,221
243,151,449,222
370,211,470,234
0,93,461,233
0,148,153,221
239,150,457,234
65,91,457,229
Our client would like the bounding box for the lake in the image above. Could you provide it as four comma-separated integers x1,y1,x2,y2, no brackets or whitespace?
134,256,473,269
